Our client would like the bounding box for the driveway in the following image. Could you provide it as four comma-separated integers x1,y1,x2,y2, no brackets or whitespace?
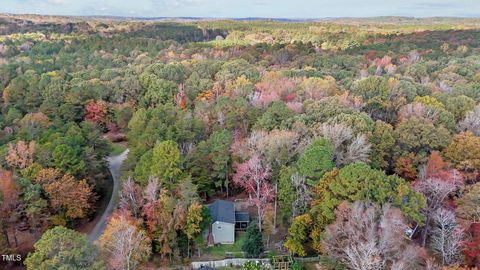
88,149,129,242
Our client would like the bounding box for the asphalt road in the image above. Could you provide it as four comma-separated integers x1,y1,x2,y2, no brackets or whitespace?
88,149,129,243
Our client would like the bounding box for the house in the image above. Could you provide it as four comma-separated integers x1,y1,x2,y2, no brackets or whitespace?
207,200,250,244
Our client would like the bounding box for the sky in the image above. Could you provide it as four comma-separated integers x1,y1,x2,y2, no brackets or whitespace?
1,0,480,18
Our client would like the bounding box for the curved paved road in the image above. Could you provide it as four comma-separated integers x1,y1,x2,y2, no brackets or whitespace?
88,149,129,243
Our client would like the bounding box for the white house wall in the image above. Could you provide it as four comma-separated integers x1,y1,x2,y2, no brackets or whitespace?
211,221,235,244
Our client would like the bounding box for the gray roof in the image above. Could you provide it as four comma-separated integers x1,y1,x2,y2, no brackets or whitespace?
208,200,235,224
235,211,250,222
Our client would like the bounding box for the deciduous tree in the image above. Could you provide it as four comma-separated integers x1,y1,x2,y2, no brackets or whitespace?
394,117,451,163
323,201,424,270
458,104,480,136
414,168,463,246
120,177,142,218
42,173,93,220
99,211,151,270
233,154,275,231
443,132,480,174
430,208,464,266
456,182,480,223
310,162,426,251
313,123,371,167
5,140,36,170
284,214,312,256
85,99,108,125
24,226,104,270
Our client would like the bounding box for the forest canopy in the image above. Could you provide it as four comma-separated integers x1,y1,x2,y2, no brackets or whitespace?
1,14,480,270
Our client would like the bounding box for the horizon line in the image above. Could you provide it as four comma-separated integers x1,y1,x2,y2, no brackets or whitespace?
2,12,480,21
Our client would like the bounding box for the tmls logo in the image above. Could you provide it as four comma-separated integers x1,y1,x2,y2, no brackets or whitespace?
2,254,22,262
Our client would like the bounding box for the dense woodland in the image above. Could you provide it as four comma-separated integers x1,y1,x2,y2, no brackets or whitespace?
0,14,480,270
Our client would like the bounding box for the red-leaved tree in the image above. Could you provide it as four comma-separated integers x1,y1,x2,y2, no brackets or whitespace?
85,100,108,125
232,154,275,231
464,223,480,267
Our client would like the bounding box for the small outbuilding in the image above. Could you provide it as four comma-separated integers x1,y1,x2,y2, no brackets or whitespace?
207,200,250,244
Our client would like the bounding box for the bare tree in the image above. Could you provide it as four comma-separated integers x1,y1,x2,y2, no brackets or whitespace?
255,129,299,167
314,123,371,166
314,123,352,150
458,105,480,136
290,173,311,217
323,201,424,270
120,177,142,218
99,212,151,270
340,134,371,166
232,154,275,231
398,102,441,124
143,177,159,205
414,172,463,246
245,130,299,228
430,207,464,266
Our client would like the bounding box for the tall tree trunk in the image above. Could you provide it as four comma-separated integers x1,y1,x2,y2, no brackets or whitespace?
12,226,18,247
257,206,262,232
421,215,431,247
225,164,229,198
273,182,278,229
257,180,262,231
2,224,10,247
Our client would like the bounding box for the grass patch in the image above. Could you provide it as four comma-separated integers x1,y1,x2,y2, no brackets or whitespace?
206,232,247,257
109,143,127,156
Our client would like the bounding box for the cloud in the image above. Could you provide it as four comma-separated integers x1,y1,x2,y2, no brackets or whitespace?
47,0,67,4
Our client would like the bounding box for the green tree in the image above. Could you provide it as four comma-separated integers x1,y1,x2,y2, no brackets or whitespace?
24,226,104,270
351,76,389,100
133,150,154,185
297,138,335,183
443,131,480,173
150,140,182,189
216,59,260,84
51,144,86,176
444,95,476,121
242,222,264,257
413,96,445,109
369,120,395,169
207,129,232,194
391,79,431,103
140,77,178,107
327,112,375,135
298,98,355,126
185,140,212,195
254,101,295,131
405,62,428,82
284,214,312,256
143,62,185,83
312,163,426,233
278,166,296,223
394,117,451,162
126,104,205,169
